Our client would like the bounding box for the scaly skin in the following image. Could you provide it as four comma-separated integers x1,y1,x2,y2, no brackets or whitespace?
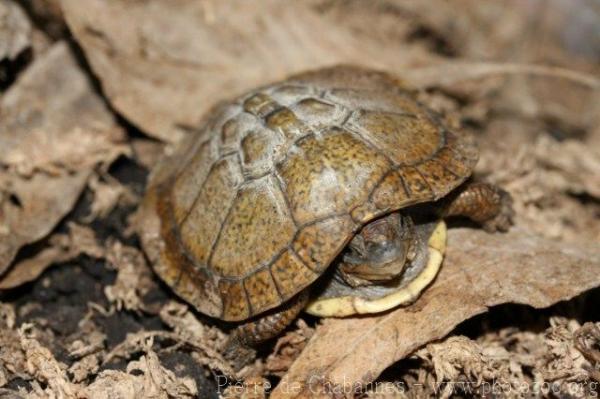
441,180,514,232
231,291,309,345
223,292,309,368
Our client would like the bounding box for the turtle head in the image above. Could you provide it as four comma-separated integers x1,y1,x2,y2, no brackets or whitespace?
339,212,417,287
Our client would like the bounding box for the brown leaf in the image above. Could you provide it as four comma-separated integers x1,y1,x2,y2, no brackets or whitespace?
103,241,153,312
59,0,438,142
131,138,165,171
85,174,138,222
19,324,78,398
0,172,88,276
272,228,600,398
0,0,31,61
266,320,315,377
0,41,128,276
0,223,103,290
85,347,198,399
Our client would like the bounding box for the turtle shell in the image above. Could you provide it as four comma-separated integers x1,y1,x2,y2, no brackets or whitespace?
138,65,478,322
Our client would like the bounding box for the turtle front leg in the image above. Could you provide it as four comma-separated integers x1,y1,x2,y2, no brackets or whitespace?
223,292,308,368
440,180,514,232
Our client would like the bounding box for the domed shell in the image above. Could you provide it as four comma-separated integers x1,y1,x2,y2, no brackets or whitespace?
138,66,478,322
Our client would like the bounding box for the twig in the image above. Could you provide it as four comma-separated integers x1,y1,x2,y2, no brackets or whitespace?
404,62,600,90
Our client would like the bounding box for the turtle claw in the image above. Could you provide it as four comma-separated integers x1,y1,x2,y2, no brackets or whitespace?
482,189,514,233
223,336,256,371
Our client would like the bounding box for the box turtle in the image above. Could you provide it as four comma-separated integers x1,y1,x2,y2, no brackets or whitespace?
137,65,513,350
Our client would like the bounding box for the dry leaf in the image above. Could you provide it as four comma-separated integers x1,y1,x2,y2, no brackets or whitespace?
477,129,600,244
398,318,599,398
272,227,600,398
19,324,78,398
0,41,128,276
266,320,315,377
0,172,88,276
540,318,591,383
59,0,600,144
19,0,66,39
85,347,197,399
0,0,31,61
60,0,440,142
131,138,165,171
85,174,138,221
0,223,103,289
158,301,239,377
104,241,153,312
0,315,26,388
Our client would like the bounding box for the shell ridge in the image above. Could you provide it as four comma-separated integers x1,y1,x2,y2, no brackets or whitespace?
273,171,299,228
205,190,239,271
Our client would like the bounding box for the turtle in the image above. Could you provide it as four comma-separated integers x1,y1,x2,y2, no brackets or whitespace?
137,65,513,351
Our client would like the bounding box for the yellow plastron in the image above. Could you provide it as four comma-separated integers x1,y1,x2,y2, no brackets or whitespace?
305,220,447,317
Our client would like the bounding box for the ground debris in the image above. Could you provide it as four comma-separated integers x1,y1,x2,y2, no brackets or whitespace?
19,323,78,398
158,301,242,378
379,317,600,398
0,223,104,289
88,342,198,399
0,41,128,276
104,241,154,313
479,132,600,244
265,320,315,377
85,174,138,222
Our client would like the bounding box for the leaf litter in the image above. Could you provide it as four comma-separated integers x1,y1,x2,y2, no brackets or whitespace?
0,0,599,398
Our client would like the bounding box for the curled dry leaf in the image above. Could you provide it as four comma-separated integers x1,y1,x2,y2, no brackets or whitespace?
0,41,129,276
85,349,198,399
539,318,592,385
94,344,198,399
266,320,315,377
478,131,600,244
413,334,540,398
100,301,239,380
5,322,198,398
158,301,240,377
19,324,77,398
395,318,598,398
0,313,26,388
0,223,103,290
92,337,198,398
272,228,600,398
59,0,440,142
104,241,153,312
0,0,31,61
85,174,138,221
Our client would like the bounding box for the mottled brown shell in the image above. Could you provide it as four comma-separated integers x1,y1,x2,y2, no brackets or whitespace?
138,66,478,322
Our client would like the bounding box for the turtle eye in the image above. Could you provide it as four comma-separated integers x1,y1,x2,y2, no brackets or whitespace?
344,234,366,260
